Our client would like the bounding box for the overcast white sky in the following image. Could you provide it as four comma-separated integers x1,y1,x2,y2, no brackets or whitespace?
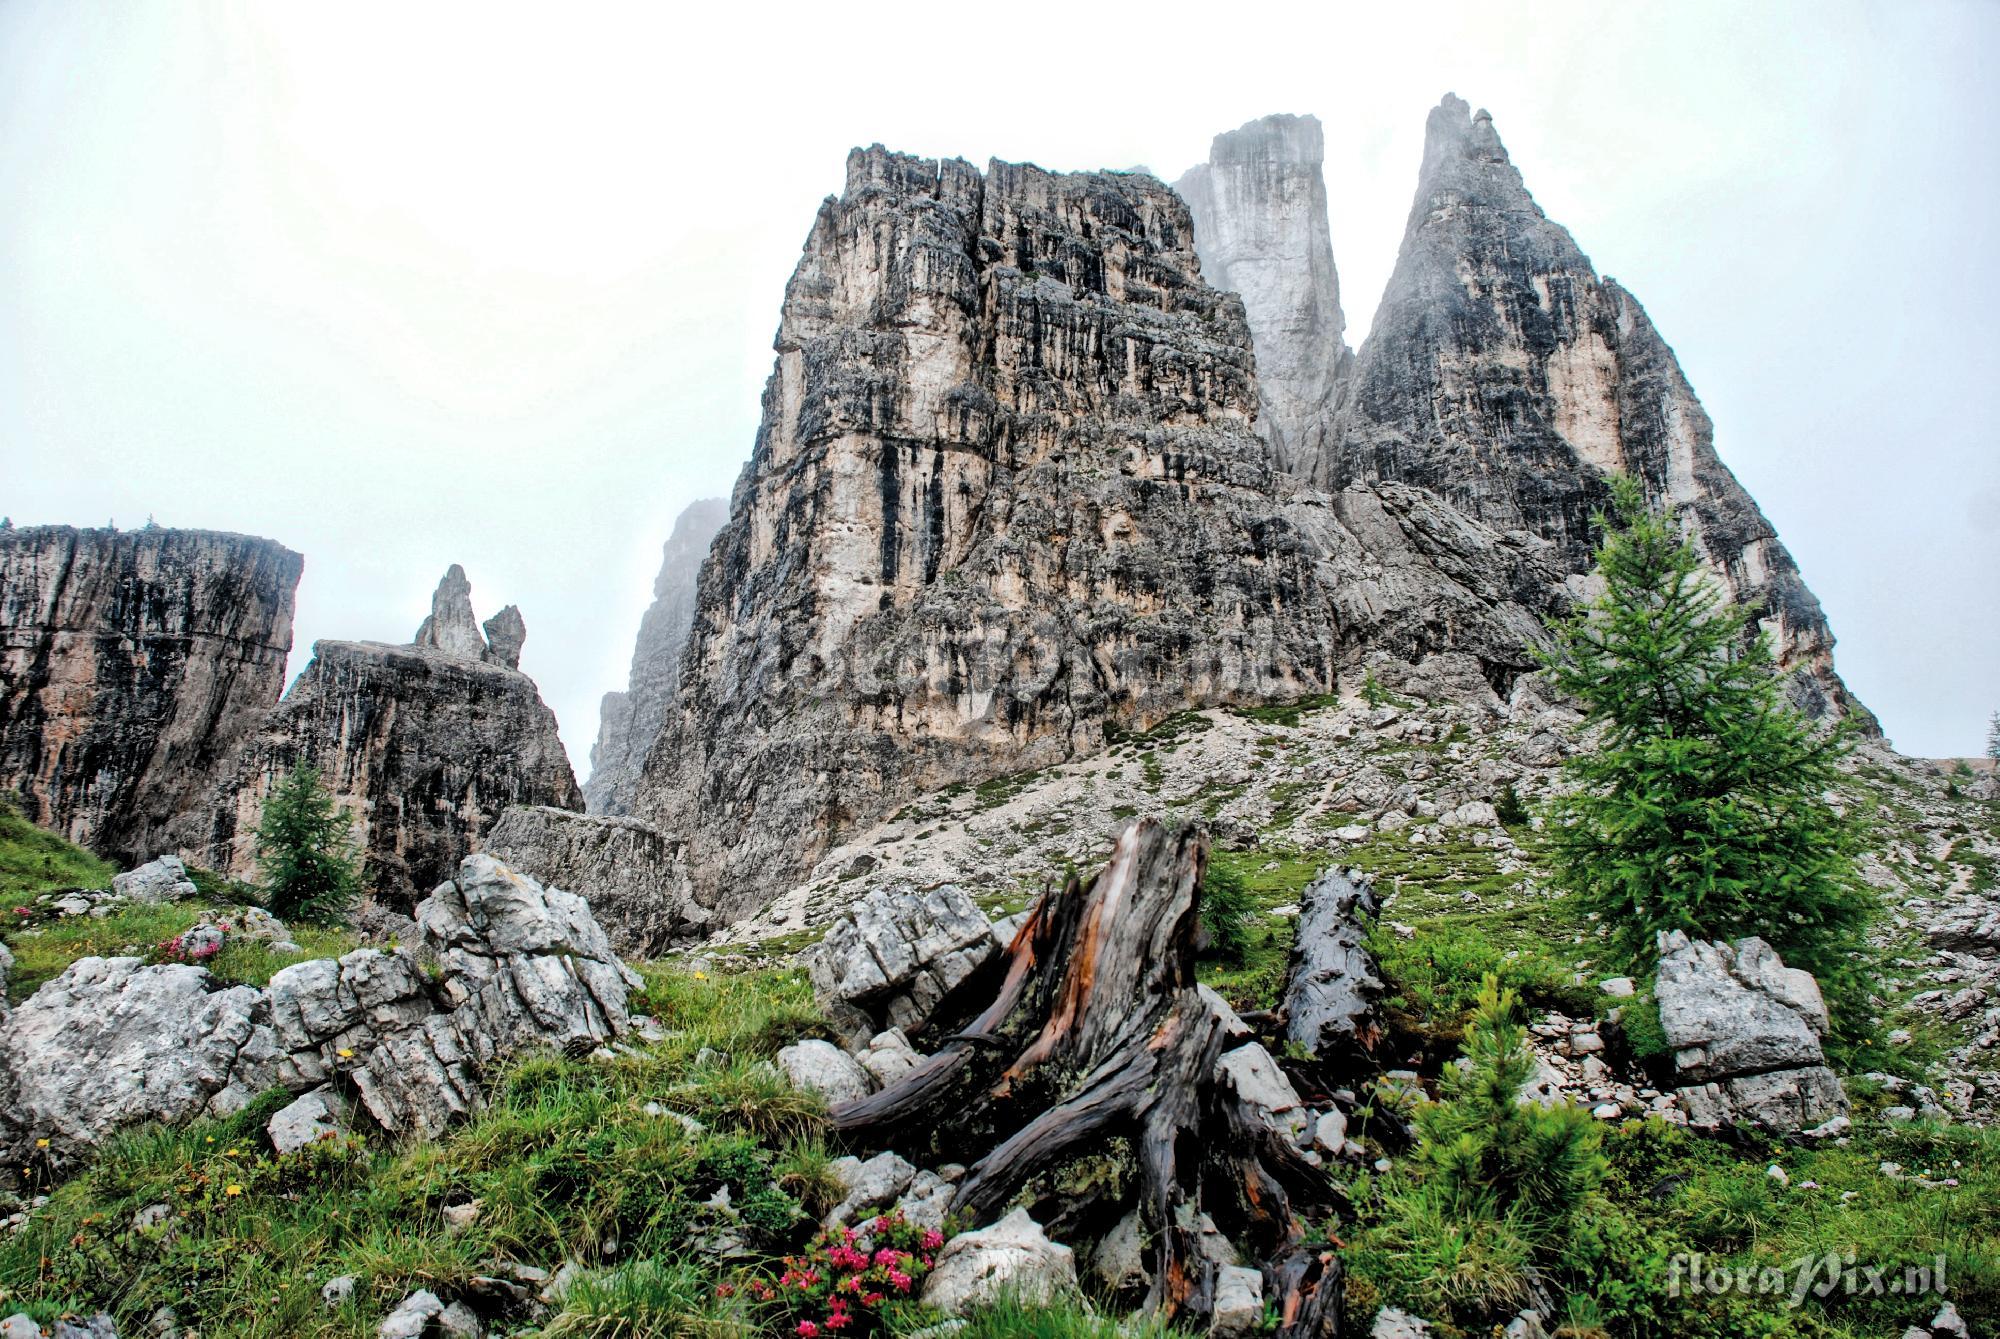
3,1,1995,766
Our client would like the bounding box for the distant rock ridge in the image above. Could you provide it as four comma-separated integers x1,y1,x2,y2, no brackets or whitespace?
586,498,728,816
1175,96,1863,721
627,144,1570,924
184,566,581,906
1174,113,1351,477
0,524,302,863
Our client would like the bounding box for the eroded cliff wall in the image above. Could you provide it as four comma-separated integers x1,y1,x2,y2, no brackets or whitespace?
0,525,301,862
586,498,729,817
631,147,1565,923
185,568,582,905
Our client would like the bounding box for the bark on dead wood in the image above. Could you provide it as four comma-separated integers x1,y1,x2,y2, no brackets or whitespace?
1279,867,1385,1062
831,819,1343,1335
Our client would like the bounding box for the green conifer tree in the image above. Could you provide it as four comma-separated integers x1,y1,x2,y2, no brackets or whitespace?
1542,476,1871,995
254,762,361,925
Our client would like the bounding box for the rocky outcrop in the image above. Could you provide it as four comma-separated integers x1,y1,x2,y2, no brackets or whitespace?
1310,97,1862,719
483,804,700,954
1175,113,1350,476
1655,931,1846,1133
186,569,581,906
0,854,637,1174
0,957,282,1178
0,525,302,863
632,146,1570,923
586,498,728,816
806,881,1000,1047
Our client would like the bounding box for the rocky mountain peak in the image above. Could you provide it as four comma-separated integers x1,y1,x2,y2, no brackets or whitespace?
619,140,1570,926
585,497,728,817
1191,95,1866,723
412,564,487,660
1174,113,1348,476
482,605,526,671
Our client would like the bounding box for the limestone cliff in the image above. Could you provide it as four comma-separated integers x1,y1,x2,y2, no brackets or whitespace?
187,568,581,906
0,525,301,862
1319,96,1862,718
586,498,728,816
1174,114,1350,477
633,147,1567,923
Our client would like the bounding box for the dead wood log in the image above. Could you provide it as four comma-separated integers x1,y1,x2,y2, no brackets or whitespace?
831,819,1343,1334
1278,866,1385,1063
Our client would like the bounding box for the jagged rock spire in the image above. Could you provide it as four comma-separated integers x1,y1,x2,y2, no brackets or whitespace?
586,497,728,817
413,564,487,659
482,605,526,671
1324,95,1862,721
1174,114,1349,476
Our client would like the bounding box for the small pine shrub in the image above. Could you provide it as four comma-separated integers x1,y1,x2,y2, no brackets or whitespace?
1360,670,1393,709
1198,862,1255,964
1494,782,1529,827
253,762,361,925
1350,977,1605,1329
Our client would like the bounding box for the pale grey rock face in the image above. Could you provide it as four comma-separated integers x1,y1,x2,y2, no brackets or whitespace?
585,498,728,817
186,637,581,908
1214,1041,1311,1146
113,855,196,904
1280,867,1383,1057
1175,113,1350,477
483,804,703,955
1308,96,1864,722
920,1207,1077,1313
824,1149,917,1228
0,525,301,864
1210,1263,1264,1337
777,1038,875,1105
631,144,1571,926
273,857,634,1140
413,564,486,659
1371,1308,1434,1339
0,957,281,1176
267,1084,351,1155
806,882,998,1046
481,605,526,671
1656,931,1845,1132
377,1290,444,1339
180,564,576,906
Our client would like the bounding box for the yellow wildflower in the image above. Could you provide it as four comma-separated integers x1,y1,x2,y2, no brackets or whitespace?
35,1139,49,1149
693,971,708,981
224,1184,243,1197
225,1148,240,1157
337,1048,355,1059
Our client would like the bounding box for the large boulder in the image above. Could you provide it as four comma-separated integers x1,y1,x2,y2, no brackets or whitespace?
113,855,197,904
0,957,281,1176
315,854,640,1138
920,1207,1076,1314
806,883,998,1046
1279,867,1384,1058
483,804,704,955
1655,932,1846,1133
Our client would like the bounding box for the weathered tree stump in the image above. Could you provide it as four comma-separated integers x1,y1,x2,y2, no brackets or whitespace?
831,819,1344,1335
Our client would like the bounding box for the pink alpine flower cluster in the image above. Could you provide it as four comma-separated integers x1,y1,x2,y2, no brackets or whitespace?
737,1210,948,1337
156,922,227,964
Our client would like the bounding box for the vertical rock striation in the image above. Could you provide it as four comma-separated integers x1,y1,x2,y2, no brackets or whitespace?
632,147,1566,923
0,525,301,862
586,497,728,816
1174,113,1350,477
1319,96,1863,718
187,568,581,906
